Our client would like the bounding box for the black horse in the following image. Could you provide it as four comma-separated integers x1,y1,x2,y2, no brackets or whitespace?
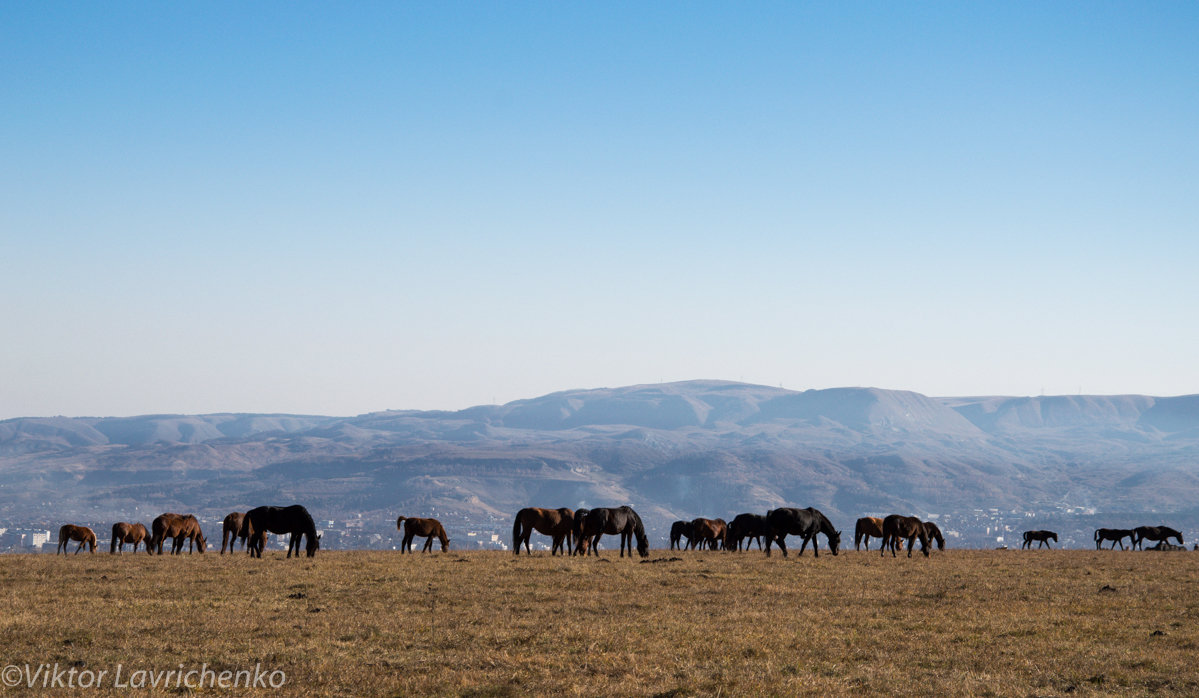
241,505,321,558
1022,530,1058,549
575,506,650,558
726,513,769,551
1132,526,1183,550
764,507,841,557
1094,528,1135,550
669,520,693,550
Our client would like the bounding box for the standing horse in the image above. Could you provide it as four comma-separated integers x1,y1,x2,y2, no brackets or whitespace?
241,505,320,558
1132,526,1184,550
688,518,727,551
726,513,769,551
881,514,929,558
575,506,649,558
109,522,149,554
397,516,449,553
57,525,96,554
150,514,207,555
764,507,841,557
221,512,251,554
855,517,885,551
512,507,574,555
1022,530,1058,549
669,520,694,550
1094,528,1135,550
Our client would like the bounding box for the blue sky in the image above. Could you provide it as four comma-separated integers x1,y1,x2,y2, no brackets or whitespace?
2,3,1197,418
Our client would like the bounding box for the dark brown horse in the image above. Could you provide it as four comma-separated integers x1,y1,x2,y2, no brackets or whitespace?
109,522,149,554
397,516,449,553
1132,526,1183,550
688,518,727,550
575,506,649,558
726,513,769,551
151,513,207,555
922,521,946,551
1022,530,1057,549
881,514,929,558
669,520,694,550
764,507,841,557
57,525,96,554
512,507,574,555
221,512,251,554
242,505,320,558
855,517,885,551
1094,528,1135,550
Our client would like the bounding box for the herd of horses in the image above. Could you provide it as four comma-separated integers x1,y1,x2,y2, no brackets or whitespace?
56,505,322,558
53,503,1189,559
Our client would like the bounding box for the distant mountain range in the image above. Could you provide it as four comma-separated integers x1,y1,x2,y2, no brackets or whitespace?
3,381,1199,536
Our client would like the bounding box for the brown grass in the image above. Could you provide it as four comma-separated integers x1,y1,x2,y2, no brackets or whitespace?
1,549,1197,696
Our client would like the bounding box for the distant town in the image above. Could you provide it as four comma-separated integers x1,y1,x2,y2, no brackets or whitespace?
5,502,1194,554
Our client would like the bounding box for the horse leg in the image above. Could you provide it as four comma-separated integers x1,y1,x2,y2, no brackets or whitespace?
776,535,789,558
423,535,434,553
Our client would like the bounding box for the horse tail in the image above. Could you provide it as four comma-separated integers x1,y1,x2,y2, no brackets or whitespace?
110,524,120,554
1094,529,1100,542
512,511,524,553
396,516,407,531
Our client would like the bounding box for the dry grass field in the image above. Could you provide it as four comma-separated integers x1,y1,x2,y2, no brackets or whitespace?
2,547,1198,696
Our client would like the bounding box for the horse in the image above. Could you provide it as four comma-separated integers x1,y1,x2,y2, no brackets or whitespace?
726,513,769,551
512,507,574,555
881,514,929,558
669,520,694,550
575,506,650,558
922,521,946,551
1133,526,1183,550
241,505,320,558
220,512,252,554
109,522,149,554
150,513,207,555
854,517,885,551
688,518,727,551
1022,530,1058,549
1094,528,1136,550
57,525,96,555
764,507,840,557
396,516,449,553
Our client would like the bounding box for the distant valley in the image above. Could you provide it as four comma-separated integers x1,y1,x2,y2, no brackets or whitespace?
3,381,1199,549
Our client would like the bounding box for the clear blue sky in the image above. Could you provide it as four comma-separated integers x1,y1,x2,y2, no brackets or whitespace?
2,3,1197,418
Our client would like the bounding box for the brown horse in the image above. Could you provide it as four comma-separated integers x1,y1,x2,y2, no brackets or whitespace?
109,522,149,554
1022,530,1057,549
397,516,450,553
512,507,574,555
221,512,252,554
150,513,207,555
57,525,97,555
855,517,885,551
688,517,727,550
881,514,929,558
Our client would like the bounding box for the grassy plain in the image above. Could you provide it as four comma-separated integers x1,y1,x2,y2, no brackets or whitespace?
1,547,1198,696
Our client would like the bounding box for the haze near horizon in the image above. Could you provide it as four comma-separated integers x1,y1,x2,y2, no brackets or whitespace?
2,4,1196,420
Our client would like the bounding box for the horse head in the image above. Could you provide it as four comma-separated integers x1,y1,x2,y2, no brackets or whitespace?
196,535,207,553
440,537,450,553
307,533,321,557
827,529,841,555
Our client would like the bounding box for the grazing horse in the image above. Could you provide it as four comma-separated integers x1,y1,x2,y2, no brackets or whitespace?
512,507,574,555
1022,530,1058,549
726,513,769,551
150,514,207,555
764,507,841,557
1132,526,1183,550
397,516,450,553
1094,528,1136,550
855,517,885,551
241,505,320,558
922,521,946,551
688,518,727,551
881,514,929,558
576,506,650,558
57,525,97,555
109,522,149,554
669,520,694,550
221,512,251,554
